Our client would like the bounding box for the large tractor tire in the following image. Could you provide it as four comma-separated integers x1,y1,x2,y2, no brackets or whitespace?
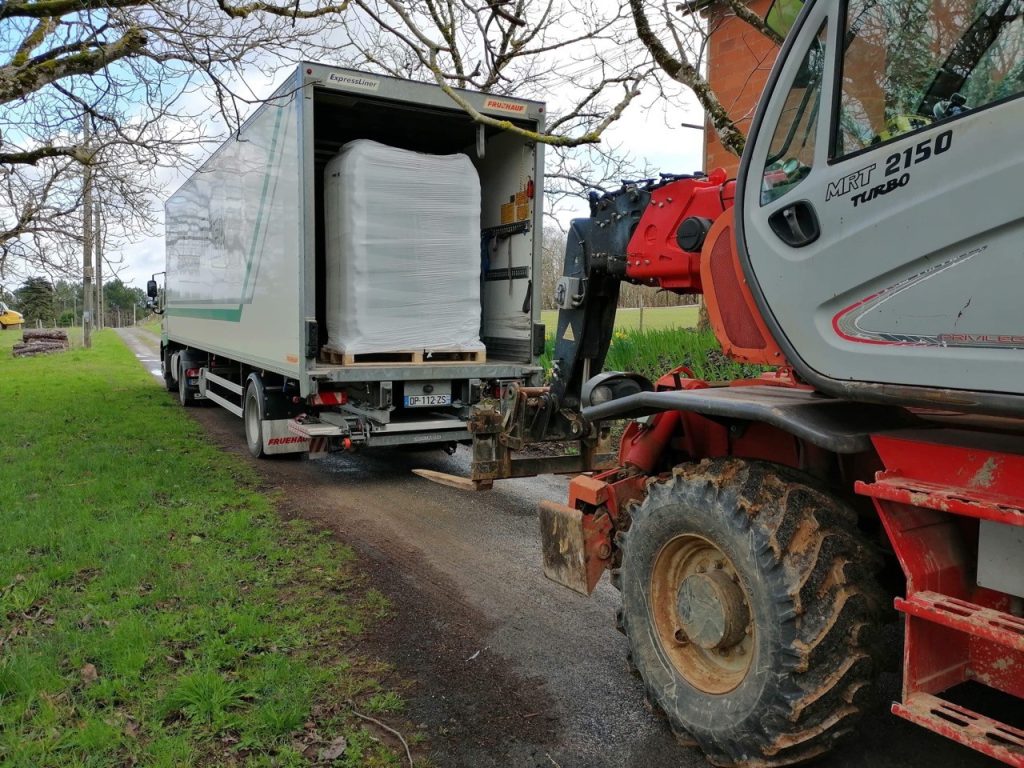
614,458,882,767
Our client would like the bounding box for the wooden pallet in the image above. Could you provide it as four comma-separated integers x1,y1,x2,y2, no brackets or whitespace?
320,346,486,366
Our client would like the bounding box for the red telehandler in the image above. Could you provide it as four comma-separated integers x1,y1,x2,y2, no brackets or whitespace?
454,0,1024,764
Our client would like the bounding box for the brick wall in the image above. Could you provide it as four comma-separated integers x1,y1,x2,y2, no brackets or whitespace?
704,0,780,175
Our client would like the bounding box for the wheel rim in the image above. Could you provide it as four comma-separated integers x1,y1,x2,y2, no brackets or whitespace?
244,390,261,451
179,365,187,403
650,534,755,694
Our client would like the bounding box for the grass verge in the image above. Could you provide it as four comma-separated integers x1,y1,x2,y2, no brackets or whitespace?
540,326,768,383
0,331,405,767
540,305,698,333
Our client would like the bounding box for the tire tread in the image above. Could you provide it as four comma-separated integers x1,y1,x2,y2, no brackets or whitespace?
618,459,882,767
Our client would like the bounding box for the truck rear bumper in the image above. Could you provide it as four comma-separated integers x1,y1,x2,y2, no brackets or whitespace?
288,415,470,452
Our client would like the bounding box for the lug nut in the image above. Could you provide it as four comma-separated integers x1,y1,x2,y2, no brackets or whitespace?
674,629,689,645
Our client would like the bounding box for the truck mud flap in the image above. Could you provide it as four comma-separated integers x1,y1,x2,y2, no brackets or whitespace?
262,418,310,455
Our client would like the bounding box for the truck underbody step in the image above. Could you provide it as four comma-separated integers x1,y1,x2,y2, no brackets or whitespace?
857,474,1024,527
893,693,1024,767
288,419,346,438
896,592,1024,653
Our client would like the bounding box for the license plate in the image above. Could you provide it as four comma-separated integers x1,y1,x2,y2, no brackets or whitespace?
404,394,451,408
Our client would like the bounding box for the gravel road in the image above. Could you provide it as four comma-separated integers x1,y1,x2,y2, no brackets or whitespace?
119,327,997,768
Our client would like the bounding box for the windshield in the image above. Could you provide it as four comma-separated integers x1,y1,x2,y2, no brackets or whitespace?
834,0,1024,157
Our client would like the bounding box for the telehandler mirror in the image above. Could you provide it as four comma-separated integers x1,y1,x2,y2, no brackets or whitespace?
146,279,158,299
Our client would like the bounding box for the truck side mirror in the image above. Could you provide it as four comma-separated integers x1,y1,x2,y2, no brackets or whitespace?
147,279,158,299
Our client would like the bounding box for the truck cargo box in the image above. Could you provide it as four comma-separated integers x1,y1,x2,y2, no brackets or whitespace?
162,64,545,451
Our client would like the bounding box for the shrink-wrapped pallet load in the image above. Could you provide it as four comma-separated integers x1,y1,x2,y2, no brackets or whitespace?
323,140,484,358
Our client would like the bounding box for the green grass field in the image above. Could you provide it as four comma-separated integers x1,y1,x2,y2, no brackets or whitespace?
0,332,404,767
540,305,698,334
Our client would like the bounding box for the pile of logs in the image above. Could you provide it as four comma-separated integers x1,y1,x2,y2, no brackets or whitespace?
12,328,71,357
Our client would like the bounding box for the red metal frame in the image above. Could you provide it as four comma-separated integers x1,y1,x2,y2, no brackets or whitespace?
858,433,1024,767
575,413,1024,763
565,469,647,593
568,367,1024,764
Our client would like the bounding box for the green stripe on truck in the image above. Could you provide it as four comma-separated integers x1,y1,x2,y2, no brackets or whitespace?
165,306,243,321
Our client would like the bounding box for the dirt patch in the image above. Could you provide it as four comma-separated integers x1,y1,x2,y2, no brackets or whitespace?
338,526,560,766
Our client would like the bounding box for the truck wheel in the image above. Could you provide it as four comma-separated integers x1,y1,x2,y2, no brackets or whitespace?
178,360,196,407
243,377,266,459
162,348,176,392
614,458,881,767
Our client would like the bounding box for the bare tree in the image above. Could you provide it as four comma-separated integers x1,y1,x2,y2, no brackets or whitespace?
331,0,654,147
629,0,782,158
0,0,352,280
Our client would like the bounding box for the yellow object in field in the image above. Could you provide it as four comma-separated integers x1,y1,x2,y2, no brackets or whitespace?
0,302,24,329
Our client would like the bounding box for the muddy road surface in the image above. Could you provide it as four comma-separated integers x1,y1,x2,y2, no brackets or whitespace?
120,327,995,768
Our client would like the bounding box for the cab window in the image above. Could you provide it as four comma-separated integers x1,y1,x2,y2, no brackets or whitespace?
834,0,1024,158
761,24,829,205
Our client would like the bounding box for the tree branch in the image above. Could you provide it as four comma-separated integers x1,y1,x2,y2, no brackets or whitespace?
0,26,147,104
214,0,350,19
629,0,745,156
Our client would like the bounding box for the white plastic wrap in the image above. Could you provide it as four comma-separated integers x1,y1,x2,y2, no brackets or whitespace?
323,139,484,355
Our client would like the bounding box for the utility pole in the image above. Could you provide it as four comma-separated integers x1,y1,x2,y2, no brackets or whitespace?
81,115,93,348
94,204,103,330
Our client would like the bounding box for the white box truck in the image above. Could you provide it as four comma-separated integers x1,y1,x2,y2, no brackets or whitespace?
155,64,545,458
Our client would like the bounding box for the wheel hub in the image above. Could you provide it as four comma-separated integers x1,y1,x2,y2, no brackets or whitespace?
650,534,755,694
677,570,749,650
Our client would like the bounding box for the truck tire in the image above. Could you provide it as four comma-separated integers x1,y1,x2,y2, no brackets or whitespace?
178,360,197,407
162,348,176,392
614,458,881,767
243,376,266,459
